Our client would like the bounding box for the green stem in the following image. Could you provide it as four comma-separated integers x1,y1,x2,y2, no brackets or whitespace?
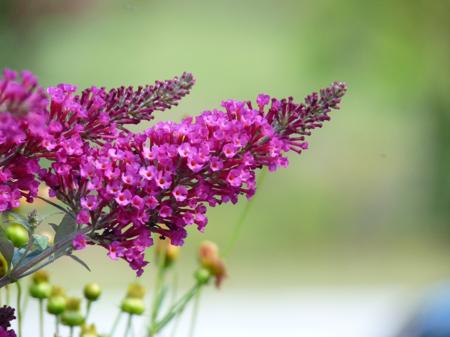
123,314,133,337
110,311,122,337
85,300,92,322
188,290,202,337
39,299,44,337
55,315,60,337
224,169,267,257
70,326,74,337
150,250,167,332
16,281,22,337
152,282,203,335
169,273,180,337
5,285,10,305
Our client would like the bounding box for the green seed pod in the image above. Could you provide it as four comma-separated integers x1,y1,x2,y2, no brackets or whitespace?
5,223,29,248
194,268,211,285
47,295,67,315
61,310,84,327
29,282,52,299
84,283,101,302
120,297,145,315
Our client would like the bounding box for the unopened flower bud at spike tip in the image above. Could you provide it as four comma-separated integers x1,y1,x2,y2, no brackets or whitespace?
84,283,101,302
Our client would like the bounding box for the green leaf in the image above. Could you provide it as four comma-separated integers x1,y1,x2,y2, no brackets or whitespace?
4,211,32,231
67,254,91,272
32,235,49,251
54,214,77,245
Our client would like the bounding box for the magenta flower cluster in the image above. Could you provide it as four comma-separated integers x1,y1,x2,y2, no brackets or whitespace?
0,69,347,276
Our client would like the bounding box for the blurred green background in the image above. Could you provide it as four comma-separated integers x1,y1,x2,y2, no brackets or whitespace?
0,0,449,290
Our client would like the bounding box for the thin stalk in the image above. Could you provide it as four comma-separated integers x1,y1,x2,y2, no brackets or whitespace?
169,273,180,337
16,281,22,337
224,169,267,257
85,300,92,322
110,311,122,337
39,299,44,337
55,316,60,337
70,327,74,337
149,250,167,333
152,282,203,335
5,285,10,305
123,314,133,337
188,290,202,337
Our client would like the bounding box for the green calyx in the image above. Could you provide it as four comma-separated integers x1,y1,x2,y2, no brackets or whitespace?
29,282,52,299
47,295,67,315
61,310,84,327
194,268,211,285
121,297,145,315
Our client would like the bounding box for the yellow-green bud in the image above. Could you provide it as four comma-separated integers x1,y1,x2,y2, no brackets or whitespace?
5,223,29,248
81,324,98,337
32,270,49,284
65,297,81,311
83,283,101,302
194,268,211,285
61,310,84,327
121,297,145,315
126,283,146,299
29,282,52,299
47,295,66,315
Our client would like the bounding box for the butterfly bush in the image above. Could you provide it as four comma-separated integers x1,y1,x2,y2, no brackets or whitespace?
0,69,347,277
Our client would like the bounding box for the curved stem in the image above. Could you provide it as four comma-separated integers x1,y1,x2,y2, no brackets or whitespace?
224,169,267,257
150,250,167,333
188,290,202,337
110,311,122,337
152,282,204,336
123,314,133,337
16,281,22,337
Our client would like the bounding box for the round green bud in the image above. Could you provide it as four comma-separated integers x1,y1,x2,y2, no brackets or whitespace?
83,283,101,302
5,223,29,248
29,282,52,299
120,297,145,315
194,268,211,285
61,310,84,327
47,295,67,315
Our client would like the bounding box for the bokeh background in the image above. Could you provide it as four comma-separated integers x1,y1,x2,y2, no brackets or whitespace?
1,0,449,336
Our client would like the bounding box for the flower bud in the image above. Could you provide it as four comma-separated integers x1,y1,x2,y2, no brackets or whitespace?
121,297,145,315
156,239,180,267
47,295,66,315
198,241,227,288
5,223,29,248
198,241,218,261
61,297,84,327
126,283,146,299
194,268,211,285
61,310,84,327
32,270,49,284
50,285,65,297
29,282,51,299
65,297,81,311
81,324,98,337
83,283,101,302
